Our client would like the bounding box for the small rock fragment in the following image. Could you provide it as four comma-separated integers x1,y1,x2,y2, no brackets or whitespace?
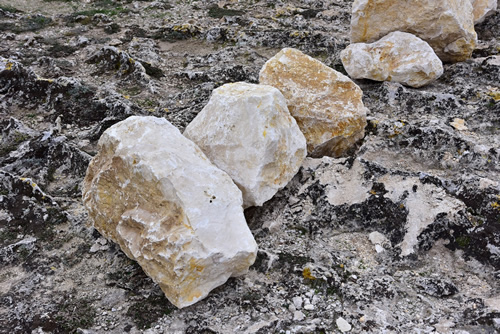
350,0,477,62
292,296,303,310
450,118,468,131
341,31,444,88
336,317,352,332
83,116,258,308
293,311,305,321
259,48,368,158
304,304,315,311
471,0,497,24
184,82,306,208
375,244,385,253
368,231,387,246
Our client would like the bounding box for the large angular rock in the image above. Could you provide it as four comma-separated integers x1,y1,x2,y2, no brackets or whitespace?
471,0,497,24
259,48,368,158
341,31,444,88
350,0,477,63
82,116,258,308
184,82,307,208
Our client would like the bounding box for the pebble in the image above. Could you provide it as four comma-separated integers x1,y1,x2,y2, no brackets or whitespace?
293,311,305,321
336,317,352,332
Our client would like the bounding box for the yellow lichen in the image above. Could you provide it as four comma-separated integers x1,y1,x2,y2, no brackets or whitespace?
487,91,500,101
303,267,316,280
5,62,13,71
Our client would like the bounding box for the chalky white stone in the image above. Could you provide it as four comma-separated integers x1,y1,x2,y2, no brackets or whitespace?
82,116,257,308
471,0,497,24
259,48,368,158
336,317,352,332
341,32,444,88
350,0,477,63
184,82,307,208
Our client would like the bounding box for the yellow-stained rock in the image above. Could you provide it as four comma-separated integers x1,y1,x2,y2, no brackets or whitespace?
471,0,497,24
82,116,257,308
341,31,444,88
259,48,368,158
184,82,306,208
350,0,477,63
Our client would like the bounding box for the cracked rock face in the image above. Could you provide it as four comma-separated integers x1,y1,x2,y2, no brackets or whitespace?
259,48,368,158
82,116,257,308
341,31,444,88
350,0,478,62
184,82,306,208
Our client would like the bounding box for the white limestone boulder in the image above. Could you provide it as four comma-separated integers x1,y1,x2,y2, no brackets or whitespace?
350,0,477,63
471,0,497,24
259,48,368,158
82,116,257,308
341,31,444,88
184,82,307,208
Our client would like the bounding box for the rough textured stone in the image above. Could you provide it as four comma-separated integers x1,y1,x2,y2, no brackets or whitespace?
350,0,478,63
341,31,444,88
336,317,352,332
82,116,257,308
184,82,306,208
259,48,368,158
2,1,500,333
471,0,498,24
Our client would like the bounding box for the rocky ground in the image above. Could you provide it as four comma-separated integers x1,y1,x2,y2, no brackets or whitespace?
0,0,499,333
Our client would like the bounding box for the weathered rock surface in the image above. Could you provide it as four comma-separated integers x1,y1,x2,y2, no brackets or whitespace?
259,48,368,158
471,0,498,24
350,0,478,62
184,82,306,208
1,1,499,333
82,116,257,308
341,31,444,88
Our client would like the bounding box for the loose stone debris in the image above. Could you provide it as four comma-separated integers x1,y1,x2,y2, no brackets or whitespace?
0,0,499,333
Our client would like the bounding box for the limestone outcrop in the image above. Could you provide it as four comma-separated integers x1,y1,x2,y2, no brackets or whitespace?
471,0,497,24
184,82,306,208
82,116,257,308
350,0,477,63
341,31,444,88
259,48,368,158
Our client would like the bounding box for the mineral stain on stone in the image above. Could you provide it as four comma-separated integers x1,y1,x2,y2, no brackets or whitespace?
83,116,257,308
